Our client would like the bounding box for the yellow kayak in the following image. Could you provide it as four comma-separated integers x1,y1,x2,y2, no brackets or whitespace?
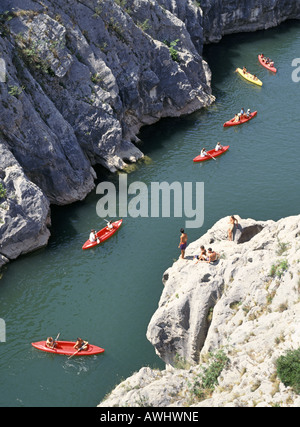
236,68,263,86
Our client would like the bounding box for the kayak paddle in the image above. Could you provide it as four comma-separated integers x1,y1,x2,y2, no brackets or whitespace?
68,342,88,359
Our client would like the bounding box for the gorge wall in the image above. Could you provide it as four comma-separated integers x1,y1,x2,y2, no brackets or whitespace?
0,0,300,262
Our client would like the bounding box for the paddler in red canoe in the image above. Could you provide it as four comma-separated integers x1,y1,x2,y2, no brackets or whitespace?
200,148,208,157
74,338,89,351
106,221,114,231
215,142,223,152
89,229,100,244
45,337,56,349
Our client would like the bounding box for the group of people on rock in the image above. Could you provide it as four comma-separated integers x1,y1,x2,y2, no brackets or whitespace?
194,246,219,263
178,215,239,261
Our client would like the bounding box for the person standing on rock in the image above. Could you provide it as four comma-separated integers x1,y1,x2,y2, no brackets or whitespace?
179,228,187,259
228,215,238,241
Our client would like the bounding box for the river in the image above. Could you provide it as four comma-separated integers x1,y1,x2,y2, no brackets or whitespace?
0,20,299,407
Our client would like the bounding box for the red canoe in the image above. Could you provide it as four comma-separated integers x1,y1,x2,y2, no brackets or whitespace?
32,340,105,356
193,145,229,162
82,219,122,250
223,111,257,127
258,55,277,73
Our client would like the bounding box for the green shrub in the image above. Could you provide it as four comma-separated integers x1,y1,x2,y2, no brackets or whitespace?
276,348,300,394
189,349,229,400
163,39,180,62
270,259,289,278
8,84,24,98
0,183,6,199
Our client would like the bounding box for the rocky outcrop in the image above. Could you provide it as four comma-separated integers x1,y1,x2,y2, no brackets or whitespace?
200,0,300,43
0,143,50,264
99,214,300,407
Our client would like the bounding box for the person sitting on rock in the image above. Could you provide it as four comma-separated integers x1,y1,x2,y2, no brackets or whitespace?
194,245,206,262
204,248,218,263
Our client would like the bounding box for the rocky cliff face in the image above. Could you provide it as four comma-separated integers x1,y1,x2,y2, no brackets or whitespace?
99,214,300,407
0,0,215,261
200,0,300,42
0,0,299,259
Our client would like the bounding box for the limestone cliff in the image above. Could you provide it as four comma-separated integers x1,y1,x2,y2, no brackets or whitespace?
99,214,300,407
0,0,214,261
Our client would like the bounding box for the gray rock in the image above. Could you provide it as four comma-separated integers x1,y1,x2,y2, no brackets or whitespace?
0,142,50,260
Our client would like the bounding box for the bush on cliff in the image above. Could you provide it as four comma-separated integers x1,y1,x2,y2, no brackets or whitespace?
276,347,300,394
189,349,229,401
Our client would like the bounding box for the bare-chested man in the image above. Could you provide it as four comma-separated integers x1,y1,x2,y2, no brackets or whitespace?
204,248,218,263
178,228,187,259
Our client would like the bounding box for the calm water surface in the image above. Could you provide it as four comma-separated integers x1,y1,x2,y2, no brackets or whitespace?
0,21,300,407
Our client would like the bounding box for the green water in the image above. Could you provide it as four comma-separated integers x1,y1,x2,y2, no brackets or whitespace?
0,21,300,407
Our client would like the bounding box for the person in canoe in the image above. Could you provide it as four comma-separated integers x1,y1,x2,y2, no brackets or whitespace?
240,107,245,117
200,148,208,157
246,108,251,117
45,337,56,349
215,142,223,152
178,228,187,259
228,215,238,241
233,114,240,123
89,229,97,242
89,229,100,244
242,66,247,74
106,221,114,231
74,338,89,351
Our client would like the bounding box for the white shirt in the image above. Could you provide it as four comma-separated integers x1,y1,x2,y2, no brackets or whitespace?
89,232,96,242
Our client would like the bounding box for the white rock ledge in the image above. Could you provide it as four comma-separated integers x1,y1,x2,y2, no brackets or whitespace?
100,214,300,407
